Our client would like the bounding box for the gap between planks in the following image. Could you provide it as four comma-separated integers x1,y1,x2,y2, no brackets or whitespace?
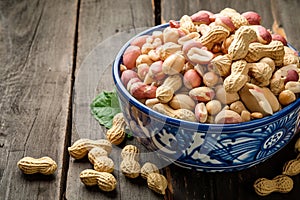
60,0,81,199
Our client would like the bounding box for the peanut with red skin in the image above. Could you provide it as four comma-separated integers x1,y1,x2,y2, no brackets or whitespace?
123,45,141,69
144,61,165,85
190,10,211,25
241,11,261,25
183,69,202,89
271,34,287,46
130,82,157,99
121,70,139,87
214,15,235,32
182,40,203,56
270,64,299,95
169,20,180,28
250,25,272,44
285,69,299,84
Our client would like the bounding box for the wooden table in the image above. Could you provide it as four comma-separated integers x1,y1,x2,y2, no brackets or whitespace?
1,0,300,199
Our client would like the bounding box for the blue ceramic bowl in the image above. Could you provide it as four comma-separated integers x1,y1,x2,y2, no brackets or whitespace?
113,23,300,172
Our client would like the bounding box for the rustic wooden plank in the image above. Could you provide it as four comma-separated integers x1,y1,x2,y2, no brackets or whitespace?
0,0,77,199
66,0,164,199
271,0,300,50
160,1,300,199
76,0,155,68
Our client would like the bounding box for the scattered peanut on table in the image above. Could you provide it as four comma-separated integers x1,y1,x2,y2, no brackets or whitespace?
120,7,300,124
141,162,168,195
120,144,141,178
253,175,293,196
282,154,300,177
88,147,114,173
68,138,112,159
80,169,117,192
106,113,126,145
17,156,57,175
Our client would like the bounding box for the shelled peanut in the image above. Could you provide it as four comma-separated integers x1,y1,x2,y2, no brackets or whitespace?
120,8,300,124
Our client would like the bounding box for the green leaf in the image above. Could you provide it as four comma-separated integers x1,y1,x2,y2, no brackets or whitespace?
90,90,121,129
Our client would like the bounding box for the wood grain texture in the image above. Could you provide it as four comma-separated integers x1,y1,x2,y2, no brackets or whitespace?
271,0,300,50
76,0,155,69
0,0,77,199
65,0,163,199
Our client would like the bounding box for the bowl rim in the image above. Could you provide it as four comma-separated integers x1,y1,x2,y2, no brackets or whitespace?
113,23,300,131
